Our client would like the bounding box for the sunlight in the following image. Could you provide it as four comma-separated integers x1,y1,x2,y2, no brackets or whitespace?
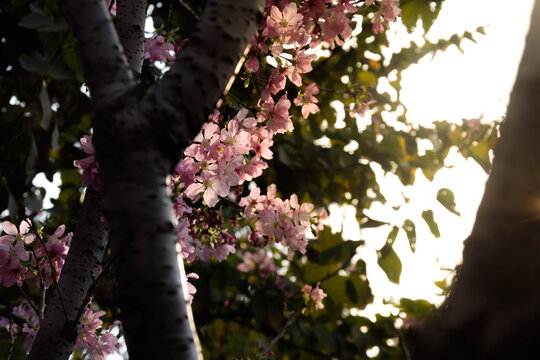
343,0,535,312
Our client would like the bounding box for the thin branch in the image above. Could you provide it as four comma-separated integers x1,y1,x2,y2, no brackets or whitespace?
0,305,36,330
263,308,302,356
18,287,38,317
7,319,14,360
177,0,199,24
226,92,258,112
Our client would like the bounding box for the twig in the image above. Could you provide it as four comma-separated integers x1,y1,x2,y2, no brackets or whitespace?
177,0,199,24
226,93,258,112
262,308,302,356
18,287,39,318
7,319,14,360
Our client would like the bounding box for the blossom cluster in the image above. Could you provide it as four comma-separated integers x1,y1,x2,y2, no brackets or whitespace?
160,0,399,304
302,282,327,312
76,304,121,360
0,219,71,288
365,0,402,34
0,221,120,357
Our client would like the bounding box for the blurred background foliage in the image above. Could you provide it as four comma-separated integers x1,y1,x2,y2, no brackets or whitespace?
0,0,495,358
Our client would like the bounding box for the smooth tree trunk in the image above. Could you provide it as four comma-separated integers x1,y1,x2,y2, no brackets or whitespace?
65,0,265,358
404,1,540,359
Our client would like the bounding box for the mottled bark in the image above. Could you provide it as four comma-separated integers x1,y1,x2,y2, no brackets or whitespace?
28,190,108,360
404,2,540,359
115,0,147,75
66,0,135,109
65,0,265,358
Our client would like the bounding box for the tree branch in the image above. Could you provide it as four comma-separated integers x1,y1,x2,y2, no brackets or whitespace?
65,0,135,109
140,0,266,167
28,189,109,360
177,0,199,25
0,305,36,330
115,0,147,75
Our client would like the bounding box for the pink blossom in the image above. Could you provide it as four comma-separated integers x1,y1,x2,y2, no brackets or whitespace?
186,272,199,304
284,51,316,86
237,250,276,277
220,120,251,157
260,67,286,104
320,5,354,48
302,283,327,310
466,114,483,131
184,170,229,207
74,135,101,190
184,122,220,162
266,3,304,43
294,83,320,118
245,56,259,73
237,157,268,183
175,157,201,189
1,219,35,245
36,225,72,285
349,99,375,118
144,36,176,62
258,95,293,134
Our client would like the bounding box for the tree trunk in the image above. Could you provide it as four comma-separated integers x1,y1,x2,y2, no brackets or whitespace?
65,0,265,358
404,1,540,359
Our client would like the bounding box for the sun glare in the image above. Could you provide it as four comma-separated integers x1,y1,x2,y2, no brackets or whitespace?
338,0,535,316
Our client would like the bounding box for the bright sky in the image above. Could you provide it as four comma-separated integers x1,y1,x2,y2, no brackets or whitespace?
335,0,535,317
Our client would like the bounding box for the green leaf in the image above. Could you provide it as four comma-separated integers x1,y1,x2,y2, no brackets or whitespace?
402,219,416,252
19,52,49,75
377,244,402,284
437,188,460,216
386,225,399,247
398,298,435,320
18,8,67,32
468,140,491,173
18,13,54,29
359,215,389,228
421,210,440,238
357,71,377,86
401,0,439,32
321,274,373,309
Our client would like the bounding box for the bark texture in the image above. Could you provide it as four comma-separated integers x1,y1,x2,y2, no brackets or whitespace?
115,0,147,75
28,190,108,360
404,2,540,359
66,0,265,358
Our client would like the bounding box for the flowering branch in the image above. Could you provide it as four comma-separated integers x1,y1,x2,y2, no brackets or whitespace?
28,189,108,360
